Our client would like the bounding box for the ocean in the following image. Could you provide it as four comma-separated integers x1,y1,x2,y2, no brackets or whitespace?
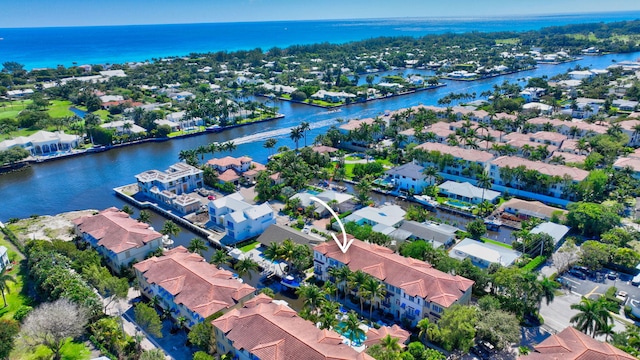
2,11,640,70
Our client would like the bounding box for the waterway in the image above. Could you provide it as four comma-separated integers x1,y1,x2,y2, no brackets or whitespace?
1,52,639,222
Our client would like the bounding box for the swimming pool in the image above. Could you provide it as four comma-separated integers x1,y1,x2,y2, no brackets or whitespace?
335,322,366,347
306,189,322,195
446,199,471,209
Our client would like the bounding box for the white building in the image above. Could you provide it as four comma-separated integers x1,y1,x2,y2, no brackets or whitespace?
449,238,522,268
384,162,430,193
0,130,80,155
135,162,204,214
209,193,276,244
0,246,9,271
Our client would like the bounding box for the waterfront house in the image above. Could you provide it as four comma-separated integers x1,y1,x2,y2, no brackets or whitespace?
364,325,410,349
519,326,635,360
289,189,355,218
499,198,567,221
311,89,357,103
438,181,500,205
449,238,522,268
135,162,204,214
0,246,9,271
212,294,374,360
396,221,458,249
100,120,147,135
209,193,276,244
530,222,570,248
314,238,474,325
73,208,163,273
0,130,80,155
134,246,256,329
206,156,265,185
384,162,430,193
338,204,406,234
256,224,324,248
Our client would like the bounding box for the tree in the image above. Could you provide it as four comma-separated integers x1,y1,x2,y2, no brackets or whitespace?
566,202,621,237
570,297,613,338
140,349,167,360
0,270,15,308
433,304,478,352
193,351,215,360
21,299,89,360
160,220,181,238
290,126,303,150
233,258,259,280
137,210,152,224
343,311,365,347
209,249,232,267
466,219,487,240
296,284,325,314
475,309,520,350
579,240,612,270
134,302,163,338
187,238,209,256
121,205,134,215
0,319,19,360
100,275,129,313
362,276,386,321
417,318,437,344
263,138,278,156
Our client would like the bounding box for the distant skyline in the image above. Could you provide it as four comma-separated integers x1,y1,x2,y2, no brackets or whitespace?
2,0,640,28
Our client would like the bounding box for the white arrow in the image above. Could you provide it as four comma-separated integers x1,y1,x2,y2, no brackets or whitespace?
310,196,353,253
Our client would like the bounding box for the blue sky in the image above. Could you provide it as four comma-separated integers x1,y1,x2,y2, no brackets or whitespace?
2,0,640,28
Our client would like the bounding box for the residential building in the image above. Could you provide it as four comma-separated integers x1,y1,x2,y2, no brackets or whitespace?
364,325,410,348
6,89,34,99
314,238,474,325
519,326,635,360
135,162,204,214
100,120,147,134
209,193,276,244
396,221,458,248
206,156,266,185
134,246,256,328
449,238,522,268
530,222,570,248
339,204,406,234
311,89,357,102
256,224,325,247
499,198,567,221
613,157,640,179
384,162,430,192
438,181,501,204
212,294,374,360
73,208,163,273
415,142,494,179
0,246,9,271
289,190,355,217
0,130,80,155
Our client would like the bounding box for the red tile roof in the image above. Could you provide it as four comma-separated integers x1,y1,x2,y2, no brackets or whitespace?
207,156,252,168
491,156,589,181
134,246,255,318
364,325,410,348
519,327,635,360
218,169,240,182
312,145,339,154
212,294,374,360
73,207,162,254
416,142,494,163
315,238,473,307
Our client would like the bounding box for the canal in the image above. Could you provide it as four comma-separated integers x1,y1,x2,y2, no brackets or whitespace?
1,51,639,222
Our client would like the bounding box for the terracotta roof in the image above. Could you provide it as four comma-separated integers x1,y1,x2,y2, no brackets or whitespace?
339,118,377,131
529,131,568,143
364,325,410,348
551,152,586,164
519,327,635,360
218,169,240,182
618,119,640,131
134,246,255,318
502,132,531,142
212,294,374,360
311,145,339,154
315,238,473,307
207,156,252,168
499,198,567,220
416,142,494,163
614,157,640,172
74,207,162,254
491,156,589,181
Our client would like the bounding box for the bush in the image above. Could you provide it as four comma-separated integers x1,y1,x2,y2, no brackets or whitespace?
13,305,33,322
522,256,547,272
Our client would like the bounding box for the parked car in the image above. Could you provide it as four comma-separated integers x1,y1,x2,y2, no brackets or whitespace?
568,269,587,280
607,271,618,280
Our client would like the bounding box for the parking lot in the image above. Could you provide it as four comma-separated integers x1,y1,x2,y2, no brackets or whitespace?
557,267,640,304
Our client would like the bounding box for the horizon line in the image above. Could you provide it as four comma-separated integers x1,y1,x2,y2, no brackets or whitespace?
1,9,639,30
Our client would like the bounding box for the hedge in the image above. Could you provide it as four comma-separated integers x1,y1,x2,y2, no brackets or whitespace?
522,255,547,272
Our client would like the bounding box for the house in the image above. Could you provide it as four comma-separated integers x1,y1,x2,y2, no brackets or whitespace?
519,87,546,103
530,222,570,248
311,90,356,102
0,130,80,155
396,221,458,248
73,208,163,273
449,238,522,268
135,162,204,214
209,193,276,244
438,181,500,204
415,142,494,180
339,204,406,234
364,325,410,348
384,162,430,193
257,224,324,248
522,102,553,114
0,246,9,271
212,294,374,360
6,89,34,99
164,111,204,130
206,156,266,185
134,246,256,329
519,326,635,360
100,120,147,134
613,157,640,179
314,238,474,325
289,190,355,217
311,145,339,155
168,91,195,102
499,198,567,221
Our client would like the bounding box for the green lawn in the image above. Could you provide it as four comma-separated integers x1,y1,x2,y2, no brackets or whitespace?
47,100,75,118
495,38,520,45
238,241,260,253
11,338,91,360
0,233,29,321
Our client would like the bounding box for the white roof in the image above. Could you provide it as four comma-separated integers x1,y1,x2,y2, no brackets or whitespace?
345,204,406,228
0,246,7,257
439,181,500,201
244,203,274,220
450,238,522,267
530,222,570,245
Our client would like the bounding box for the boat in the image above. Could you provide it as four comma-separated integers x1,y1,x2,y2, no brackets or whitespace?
484,217,502,230
206,124,223,132
280,275,301,289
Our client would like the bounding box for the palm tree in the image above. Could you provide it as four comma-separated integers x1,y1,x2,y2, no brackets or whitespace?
290,126,303,151
300,121,311,147
476,171,492,203
137,210,152,224
537,276,560,308
379,334,402,352
234,258,260,280
349,270,369,313
296,284,325,314
209,249,232,267
343,311,365,347
361,277,386,321
417,318,437,344
187,238,208,256
0,271,16,308
329,266,352,301
160,220,181,238
323,281,338,302
570,298,613,338
263,138,277,156
422,166,439,185
277,239,297,274
222,141,237,154
262,242,281,261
